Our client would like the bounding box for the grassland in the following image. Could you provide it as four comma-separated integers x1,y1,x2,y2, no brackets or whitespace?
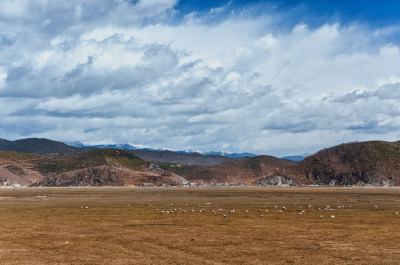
0,187,399,264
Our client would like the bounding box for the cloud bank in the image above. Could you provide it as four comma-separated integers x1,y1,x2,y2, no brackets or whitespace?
1,0,400,156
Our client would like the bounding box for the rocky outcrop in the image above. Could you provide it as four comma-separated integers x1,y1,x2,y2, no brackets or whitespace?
254,175,296,186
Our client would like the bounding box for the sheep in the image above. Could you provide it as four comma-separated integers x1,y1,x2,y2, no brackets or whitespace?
331,215,335,219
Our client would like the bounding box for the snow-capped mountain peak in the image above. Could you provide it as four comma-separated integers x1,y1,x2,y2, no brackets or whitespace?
63,141,85,148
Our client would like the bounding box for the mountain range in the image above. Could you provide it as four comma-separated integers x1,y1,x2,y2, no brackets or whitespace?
63,141,260,159
1,138,400,187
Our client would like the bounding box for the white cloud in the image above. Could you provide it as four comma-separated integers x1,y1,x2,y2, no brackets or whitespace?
1,1,400,156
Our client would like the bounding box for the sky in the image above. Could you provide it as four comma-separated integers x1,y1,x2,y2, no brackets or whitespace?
1,0,400,156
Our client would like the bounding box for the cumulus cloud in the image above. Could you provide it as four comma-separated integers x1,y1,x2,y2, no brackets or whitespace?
1,0,400,156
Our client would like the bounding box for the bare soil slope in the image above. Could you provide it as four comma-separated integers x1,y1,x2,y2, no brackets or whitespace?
0,149,186,186
161,155,296,184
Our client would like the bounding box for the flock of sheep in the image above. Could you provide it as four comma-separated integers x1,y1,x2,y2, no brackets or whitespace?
154,203,400,219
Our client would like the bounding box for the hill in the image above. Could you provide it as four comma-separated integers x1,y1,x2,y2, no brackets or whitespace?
0,138,86,155
160,155,296,185
278,141,400,186
0,149,186,187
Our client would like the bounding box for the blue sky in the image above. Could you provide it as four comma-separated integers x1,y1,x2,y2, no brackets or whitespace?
1,0,400,156
176,0,400,27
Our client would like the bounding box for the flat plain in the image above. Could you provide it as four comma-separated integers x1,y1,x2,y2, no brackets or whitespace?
0,187,399,264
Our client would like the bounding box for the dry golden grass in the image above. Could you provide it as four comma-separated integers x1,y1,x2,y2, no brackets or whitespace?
0,187,399,264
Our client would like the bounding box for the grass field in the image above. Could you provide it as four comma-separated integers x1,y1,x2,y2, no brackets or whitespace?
0,187,399,264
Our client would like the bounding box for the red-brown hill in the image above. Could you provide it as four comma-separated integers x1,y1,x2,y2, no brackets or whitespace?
0,149,186,186
160,155,296,184
283,141,400,186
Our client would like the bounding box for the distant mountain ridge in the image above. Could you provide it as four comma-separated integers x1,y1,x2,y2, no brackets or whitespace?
64,141,309,160
130,149,238,166
281,154,309,162
0,138,85,155
63,141,258,158
0,138,248,166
